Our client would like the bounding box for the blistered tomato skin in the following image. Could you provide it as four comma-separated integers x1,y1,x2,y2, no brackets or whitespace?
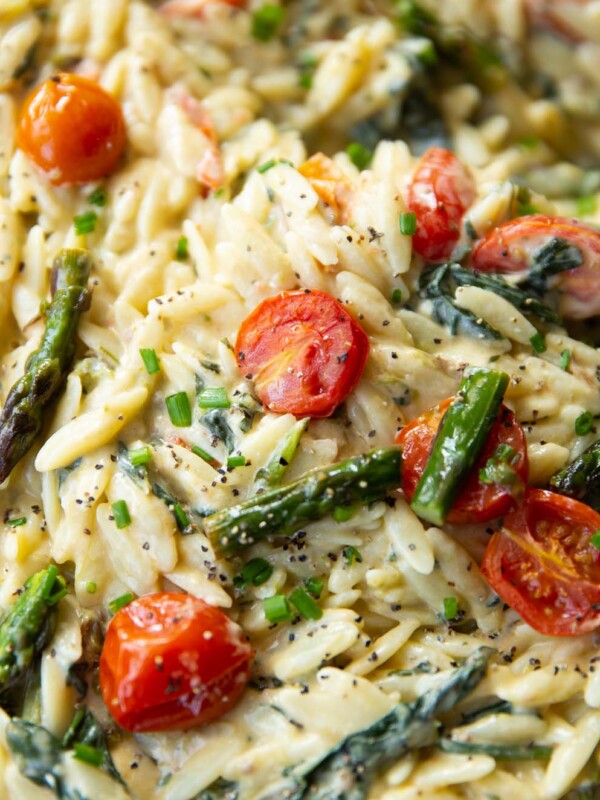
470,214,600,319
235,289,370,418
17,73,126,185
406,147,476,262
481,489,600,636
99,593,253,732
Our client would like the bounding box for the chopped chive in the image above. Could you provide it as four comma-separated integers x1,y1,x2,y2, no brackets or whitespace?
263,594,293,624
227,455,247,469
175,235,189,261
85,581,97,594
87,187,107,207
139,348,160,375
129,446,152,467
257,159,277,174
166,392,192,427
7,516,27,528
342,545,363,565
73,742,104,767
591,531,600,549
252,3,284,41
173,503,190,531
191,444,219,466
235,557,273,590
333,505,355,522
575,411,594,436
577,195,597,216
530,332,546,354
304,576,324,598
111,500,131,529
289,587,322,620
391,288,403,305
443,596,458,621
399,211,417,236
346,142,372,171
73,211,97,236
197,387,230,409
519,136,539,150
560,349,572,372
108,592,135,614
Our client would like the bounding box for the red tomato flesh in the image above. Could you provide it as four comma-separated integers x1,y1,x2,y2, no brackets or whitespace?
100,593,253,732
481,489,600,636
235,289,369,418
396,399,528,524
17,73,126,185
470,214,600,319
406,147,476,262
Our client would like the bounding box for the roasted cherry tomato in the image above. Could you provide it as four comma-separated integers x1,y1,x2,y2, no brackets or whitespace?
17,73,126,185
235,289,369,418
481,489,600,636
100,593,253,732
396,399,528,524
406,146,476,262
470,214,600,319
298,153,353,222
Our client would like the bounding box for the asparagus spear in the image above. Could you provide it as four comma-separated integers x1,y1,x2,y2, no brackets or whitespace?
7,712,125,800
438,738,552,760
0,566,67,709
204,448,401,557
410,368,509,525
275,647,494,800
0,249,92,484
550,440,600,512
254,418,308,490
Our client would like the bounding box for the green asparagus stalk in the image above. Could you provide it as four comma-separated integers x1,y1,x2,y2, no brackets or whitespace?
281,647,494,800
438,738,552,760
410,368,509,525
254,418,308,490
550,440,600,512
0,566,67,708
0,249,92,484
204,448,401,558
8,711,125,800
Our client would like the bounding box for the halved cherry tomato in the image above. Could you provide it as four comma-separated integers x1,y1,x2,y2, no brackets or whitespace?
18,73,126,185
396,399,528,524
100,593,253,732
235,289,369,418
406,147,476,262
298,153,353,222
160,0,245,16
471,214,600,319
481,489,600,636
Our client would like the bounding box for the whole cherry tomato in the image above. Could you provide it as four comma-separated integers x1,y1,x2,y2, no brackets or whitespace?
481,489,600,636
17,73,126,185
100,593,253,732
470,214,600,319
406,146,476,262
396,399,528,524
235,289,369,418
